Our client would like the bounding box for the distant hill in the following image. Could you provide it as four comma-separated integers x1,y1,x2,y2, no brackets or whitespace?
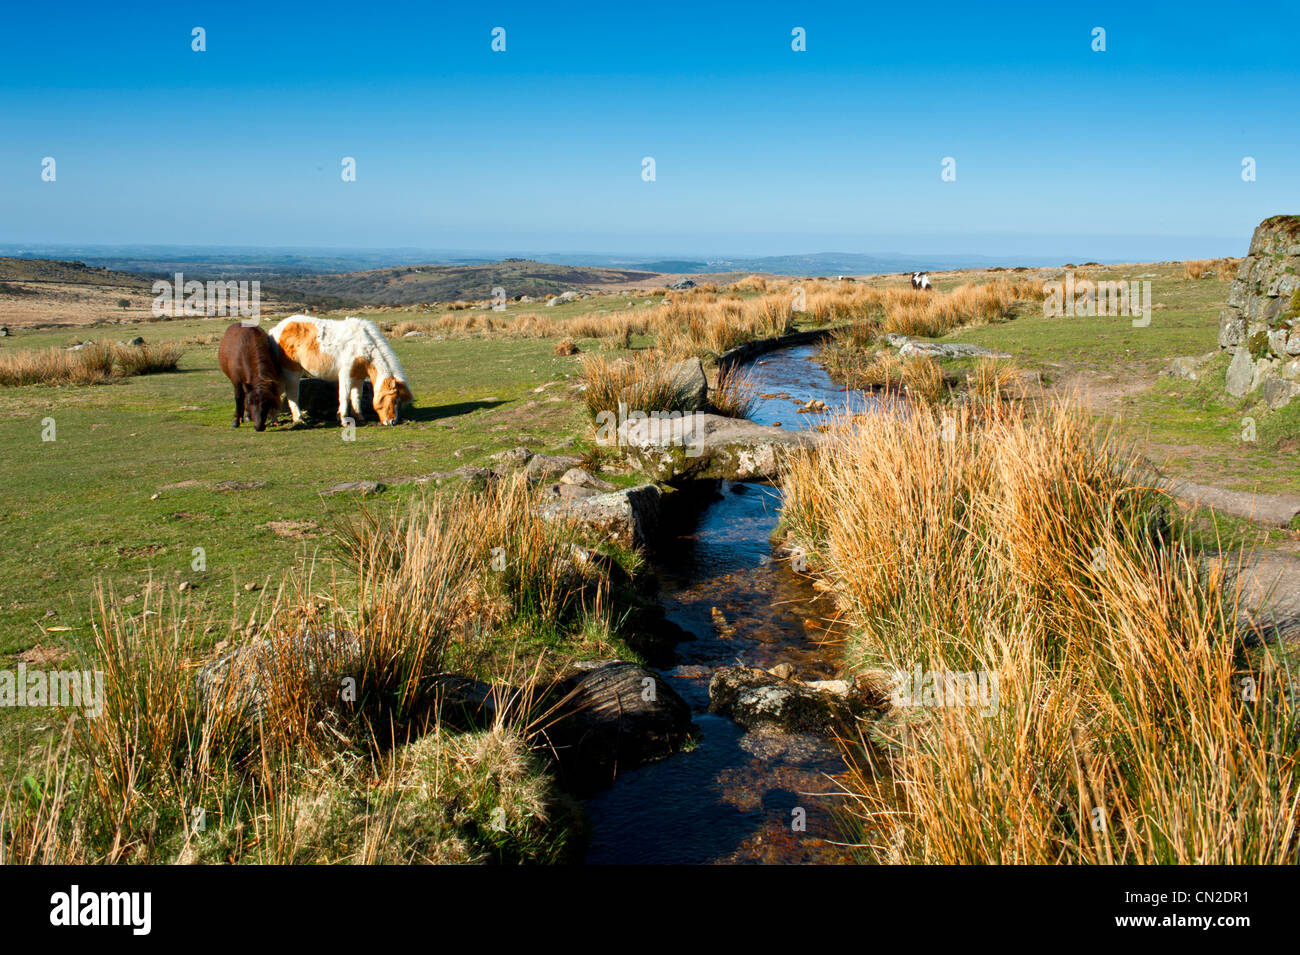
262,260,664,306
0,257,153,290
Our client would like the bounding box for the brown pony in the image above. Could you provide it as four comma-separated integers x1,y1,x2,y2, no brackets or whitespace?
218,323,281,431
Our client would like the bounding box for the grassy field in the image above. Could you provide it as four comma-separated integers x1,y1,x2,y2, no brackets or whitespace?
0,283,812,770
2,262,1296,864
0,324,597,650
936,262,1300,496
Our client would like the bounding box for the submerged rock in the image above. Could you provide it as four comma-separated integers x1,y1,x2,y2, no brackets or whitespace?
709,666,849,733
708,665,893,735
542,661,693,794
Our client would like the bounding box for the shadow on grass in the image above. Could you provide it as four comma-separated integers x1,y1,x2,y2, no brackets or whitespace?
267,399,506,429
403,399,505,422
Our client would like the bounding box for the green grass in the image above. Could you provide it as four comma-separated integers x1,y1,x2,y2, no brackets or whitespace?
0,328,605,647
932,263,1300,498
0,317,624,766
947,262,1228,371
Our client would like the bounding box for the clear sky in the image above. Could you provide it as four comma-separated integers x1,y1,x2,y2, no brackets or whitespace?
1,0,1296,259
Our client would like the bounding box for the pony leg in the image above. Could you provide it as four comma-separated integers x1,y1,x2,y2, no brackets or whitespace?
338,374,354,424
349,382,365,420
233,384,244,428
283,370,302,423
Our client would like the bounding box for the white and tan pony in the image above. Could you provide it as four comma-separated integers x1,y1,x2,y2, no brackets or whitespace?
268,315,414,426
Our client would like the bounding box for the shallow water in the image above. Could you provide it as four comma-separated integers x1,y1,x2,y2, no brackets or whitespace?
745,342,880,427
582,344,874,865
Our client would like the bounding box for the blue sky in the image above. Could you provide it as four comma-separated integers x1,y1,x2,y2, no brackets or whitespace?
1,0,1296,260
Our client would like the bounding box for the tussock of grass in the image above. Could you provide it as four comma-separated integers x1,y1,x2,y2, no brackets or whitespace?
899,355,947,406
579,351,702,419
968,356,1024,401
1,477,603,864
710,364,758,419
1184,257,1244,281
782,399,1298,864
650,294,795,359
241,724,573,865
0,341,183,387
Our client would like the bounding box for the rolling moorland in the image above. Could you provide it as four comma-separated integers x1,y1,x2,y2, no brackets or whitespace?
0,253,1297,864
0,255,735,318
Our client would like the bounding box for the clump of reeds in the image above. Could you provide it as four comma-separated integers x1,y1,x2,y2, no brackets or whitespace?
579,351,702,419
709,363,758,419
1185,257,1243,281
0,341,183,387
2,477,603,864
900,354,947,406
968,355,1024,401
110,341,185,377
781,399,1299,864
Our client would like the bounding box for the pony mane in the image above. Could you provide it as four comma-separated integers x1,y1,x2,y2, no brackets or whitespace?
354,318,408,386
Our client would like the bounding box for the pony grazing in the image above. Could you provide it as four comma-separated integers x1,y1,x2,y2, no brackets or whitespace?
218,323,282,432
267,315,414,426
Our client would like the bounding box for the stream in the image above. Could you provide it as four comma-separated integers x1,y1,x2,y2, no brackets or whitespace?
582,344,880,864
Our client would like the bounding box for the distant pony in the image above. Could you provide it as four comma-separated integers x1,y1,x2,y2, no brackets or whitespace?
217,323,281,431
911,272,934,291
268,315,413,426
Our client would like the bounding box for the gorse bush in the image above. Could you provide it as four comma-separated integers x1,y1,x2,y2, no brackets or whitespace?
782,399,1298,863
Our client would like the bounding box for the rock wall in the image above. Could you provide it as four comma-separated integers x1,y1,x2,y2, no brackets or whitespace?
1218,215,1300,408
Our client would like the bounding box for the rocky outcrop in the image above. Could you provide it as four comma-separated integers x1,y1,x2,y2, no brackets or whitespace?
324,480,384,495
1218,215,1300,406
1165,352,1218,381
538,482,662,551
708,665,894,735
617,412,823,482
523,452,582,483
542,661,693,793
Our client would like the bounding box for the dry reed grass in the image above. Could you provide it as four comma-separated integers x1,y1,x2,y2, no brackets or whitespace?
781,399,1298,864
0,340,184,387
1,477,603,864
